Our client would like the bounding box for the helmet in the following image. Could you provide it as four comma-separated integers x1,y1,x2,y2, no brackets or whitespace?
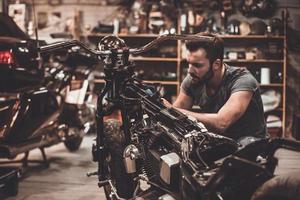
239,21,251,35
250,20,267,35
269,18,283,35
198,16,220,33
240,0,276,19
226,19,240,35
148,4,165,34
98,35,127,51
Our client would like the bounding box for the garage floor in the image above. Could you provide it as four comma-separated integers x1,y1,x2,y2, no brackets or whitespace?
1,135,300,200
0,136,105,200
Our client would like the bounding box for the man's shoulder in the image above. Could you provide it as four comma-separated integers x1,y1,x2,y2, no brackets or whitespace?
223,64,258,93
225,64,256,82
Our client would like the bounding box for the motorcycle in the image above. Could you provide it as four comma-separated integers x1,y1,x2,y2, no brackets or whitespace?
39,34,300,200
0,36,95,168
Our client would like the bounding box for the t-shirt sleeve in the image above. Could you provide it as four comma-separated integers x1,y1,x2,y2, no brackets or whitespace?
180,75,193,96
231,72,259,94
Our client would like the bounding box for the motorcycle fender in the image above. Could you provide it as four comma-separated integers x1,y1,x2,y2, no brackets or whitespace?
60,103,83,127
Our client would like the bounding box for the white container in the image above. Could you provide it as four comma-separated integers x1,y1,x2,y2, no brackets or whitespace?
261,68,270,84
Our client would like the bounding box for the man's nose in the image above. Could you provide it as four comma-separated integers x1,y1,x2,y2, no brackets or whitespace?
188,65,195,73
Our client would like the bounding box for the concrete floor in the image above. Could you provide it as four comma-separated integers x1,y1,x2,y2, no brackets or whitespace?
1,136,300,200
0,136,105,200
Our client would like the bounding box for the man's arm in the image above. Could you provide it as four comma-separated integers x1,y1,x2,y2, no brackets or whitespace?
175,91,253,134
172,91,194,109
162,91,194,110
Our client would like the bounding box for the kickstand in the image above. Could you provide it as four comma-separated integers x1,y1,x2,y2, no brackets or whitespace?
39,147,49,167
21,151,29,168
0,148,49,168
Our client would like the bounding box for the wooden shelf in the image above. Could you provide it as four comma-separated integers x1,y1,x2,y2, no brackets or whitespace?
220,35,285,39
130,56,178,62
85,33,159,38
83,33,285,39
260,83,283,87
93,79,179,85
93,79,105,83
224,59,284,64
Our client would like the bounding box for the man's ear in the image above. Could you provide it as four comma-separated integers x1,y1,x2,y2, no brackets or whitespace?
212,59,222,70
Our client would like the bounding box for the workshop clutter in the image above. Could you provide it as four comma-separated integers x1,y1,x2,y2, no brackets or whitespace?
89,0,283,37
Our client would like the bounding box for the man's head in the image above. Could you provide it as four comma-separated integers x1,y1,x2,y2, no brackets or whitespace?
185,32,224,84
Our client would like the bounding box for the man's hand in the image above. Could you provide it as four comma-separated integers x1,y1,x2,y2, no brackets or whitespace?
161,98,172,108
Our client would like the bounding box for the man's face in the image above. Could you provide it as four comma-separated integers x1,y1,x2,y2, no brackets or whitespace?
186,48,213,84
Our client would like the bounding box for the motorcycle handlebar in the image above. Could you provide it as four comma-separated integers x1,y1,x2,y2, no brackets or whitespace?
129,34,214,55
39,34,214,58
39,40,101,55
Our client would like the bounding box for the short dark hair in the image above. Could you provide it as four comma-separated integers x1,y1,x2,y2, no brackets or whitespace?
185,32,224,65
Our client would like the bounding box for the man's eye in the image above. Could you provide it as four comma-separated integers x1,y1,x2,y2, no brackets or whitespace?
190,63,203,68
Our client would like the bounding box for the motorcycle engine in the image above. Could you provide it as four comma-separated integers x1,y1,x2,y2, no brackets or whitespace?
123,113,239,193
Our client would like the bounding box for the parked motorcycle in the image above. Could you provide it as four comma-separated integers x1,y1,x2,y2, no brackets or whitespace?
0,36,95,166
39,34,300,200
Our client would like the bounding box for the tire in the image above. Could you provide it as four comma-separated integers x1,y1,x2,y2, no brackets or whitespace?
64,136,83,152
251,172,300,200
103,119,136,199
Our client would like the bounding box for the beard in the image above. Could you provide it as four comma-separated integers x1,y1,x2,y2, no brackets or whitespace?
189,66,214,84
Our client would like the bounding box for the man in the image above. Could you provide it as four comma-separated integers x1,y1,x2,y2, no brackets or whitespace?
163,32,267,141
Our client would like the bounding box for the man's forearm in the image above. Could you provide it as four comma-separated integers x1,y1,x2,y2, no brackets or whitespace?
174,107,227,134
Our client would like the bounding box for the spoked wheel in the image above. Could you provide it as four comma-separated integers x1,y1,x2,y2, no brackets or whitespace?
251,171,300,200
103,119,136,200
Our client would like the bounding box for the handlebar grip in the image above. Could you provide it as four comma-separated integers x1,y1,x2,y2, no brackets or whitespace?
39,40,77,53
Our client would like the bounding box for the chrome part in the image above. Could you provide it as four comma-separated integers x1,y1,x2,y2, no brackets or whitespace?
158,194,176,200
160,152,180,185
181,132,195,162
123,144,140,173
216,192,224,200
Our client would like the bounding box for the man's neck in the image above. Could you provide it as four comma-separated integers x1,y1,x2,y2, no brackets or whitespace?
206,63,225,95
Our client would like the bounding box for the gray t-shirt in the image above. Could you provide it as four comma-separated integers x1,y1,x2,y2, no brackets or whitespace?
181,64,267,140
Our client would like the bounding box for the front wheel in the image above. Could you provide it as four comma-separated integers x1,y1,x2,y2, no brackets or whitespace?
103,119,136,199
251,171,300,200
